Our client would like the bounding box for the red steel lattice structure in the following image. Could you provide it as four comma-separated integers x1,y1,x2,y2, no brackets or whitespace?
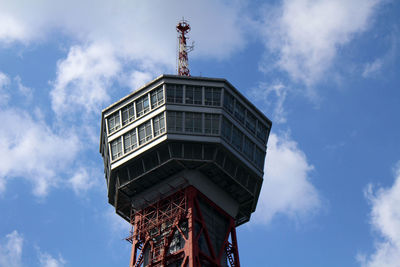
176,19,193,76
127,186,240,267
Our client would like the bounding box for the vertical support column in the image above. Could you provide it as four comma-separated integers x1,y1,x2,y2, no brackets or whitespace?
129,212,141,267
230,225,240,267
186,187,196,267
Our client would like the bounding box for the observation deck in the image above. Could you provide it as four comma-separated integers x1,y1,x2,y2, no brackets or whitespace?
100,75,272,226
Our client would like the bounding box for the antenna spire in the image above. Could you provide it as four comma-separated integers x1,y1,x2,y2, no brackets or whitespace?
176,18,194,76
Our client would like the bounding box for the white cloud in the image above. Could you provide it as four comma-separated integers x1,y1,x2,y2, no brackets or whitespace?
362,58,383,78
0,108,79,196
358,161,400,267
0,231,23,267
0,14,29,44
14,76,33,101
253,133,321,224
0,72,10,106
1,1,249,118
251,82,288,124
261,0,382,86
127,71,154,92
68,167,100,195
38,251,66,267
0,0,247,65
50,42,120,116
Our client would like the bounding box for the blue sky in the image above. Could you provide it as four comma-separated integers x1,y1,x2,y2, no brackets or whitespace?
0,0,399,266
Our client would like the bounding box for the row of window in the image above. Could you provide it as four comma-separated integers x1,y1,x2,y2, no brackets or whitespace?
167,111,220,135
110,113,166,160
166,84,222,107
223,90,270,144
107,86,164,134
222,117,265,170
110,113,264,169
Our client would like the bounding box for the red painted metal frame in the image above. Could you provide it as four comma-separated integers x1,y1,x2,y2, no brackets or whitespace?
126,186,240,267
176,20,191,76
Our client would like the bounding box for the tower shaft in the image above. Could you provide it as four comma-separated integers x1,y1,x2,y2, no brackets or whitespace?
176,20,192,76
127,186,240,267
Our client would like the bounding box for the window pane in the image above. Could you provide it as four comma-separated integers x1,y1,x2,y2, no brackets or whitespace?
221,117,232,141
108,111,121,134
205,114,220,135
211,114,220,134
166,84,183,103
176,112,183,131
193,113,202,133
138,125,146,145
143,97,149,112
205,89,212,105
232,126,243,151
184,112,202,133
167,111,176,132
136,95,150,117
124,130,137,153
254,147,265,169
243,137,254,160
205,87,221,106
153,113,165,137
246,112,256,133
150,87,164,109
234,101,245,123
224,91,234,113
186,86,202,105
213,88,221,106
167,85,175,103
185,86,194,104
122,103,135,126
185,112,194,132
167,111,184,132
145,121,152,141
176,86,183,103
194,87,202,104
111,137,122,160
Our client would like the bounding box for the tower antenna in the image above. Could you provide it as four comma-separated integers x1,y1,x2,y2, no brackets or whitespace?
176,18,194,76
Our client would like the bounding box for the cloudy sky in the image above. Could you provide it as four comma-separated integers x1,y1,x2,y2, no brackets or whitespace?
0,0,399,266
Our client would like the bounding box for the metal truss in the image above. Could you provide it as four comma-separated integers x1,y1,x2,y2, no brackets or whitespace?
126,186,240,267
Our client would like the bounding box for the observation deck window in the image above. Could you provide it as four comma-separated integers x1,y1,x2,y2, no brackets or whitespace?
153,113,166,137
223,91,234,113
204,114,220,135
221,117,232,141
167,111,183,132
232,126,243,151
185,86,202,105
185,112,202,133
136,95,150,118
166,84,183,103
243,137,254,160
246,112,256,134
124,129,137,153
107,111,121,134
256,122,269,143
138,121,152,145
254,147,265,170
151,86,164,109
234,101,245,124
205,87,221,106
122,103,135,126
111,137,122,160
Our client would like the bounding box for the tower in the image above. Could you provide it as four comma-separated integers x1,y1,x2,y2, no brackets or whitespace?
176,19,193,76
99,22,272,267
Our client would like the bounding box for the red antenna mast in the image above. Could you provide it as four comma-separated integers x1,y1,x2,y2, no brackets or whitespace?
176,18,194,76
